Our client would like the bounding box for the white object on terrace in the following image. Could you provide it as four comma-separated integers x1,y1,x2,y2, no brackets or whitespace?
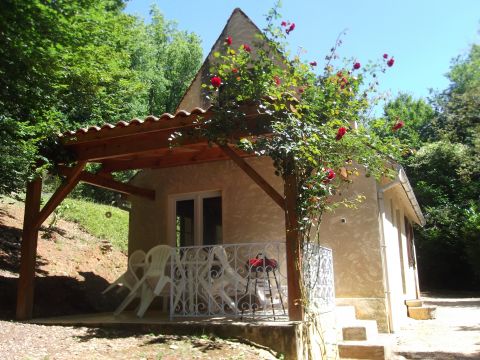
114,245,173,317
110,242,335,321
170,242,289,320
102,249,146,295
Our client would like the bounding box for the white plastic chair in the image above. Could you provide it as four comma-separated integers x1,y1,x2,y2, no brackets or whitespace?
102,249,146,295
114,245,173,317
200,246,247,312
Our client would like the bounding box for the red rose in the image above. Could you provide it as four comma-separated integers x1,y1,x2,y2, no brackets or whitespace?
323,168,336,183
281,21,287,27
242,44,251,52
232,68,238,73
274,75,281,86
387,58,395,67
309,61,317,67
210,76,222,88
336,126,347,140
225,36,232,46
286,23,295,34
383,53,388,59
392,121,404,131
353,62,361,70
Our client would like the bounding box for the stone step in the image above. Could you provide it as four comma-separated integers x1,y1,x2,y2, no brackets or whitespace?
341,320,379,341
335,305,357,324
408,305,437,320
404,299,423,308
338,335,393,360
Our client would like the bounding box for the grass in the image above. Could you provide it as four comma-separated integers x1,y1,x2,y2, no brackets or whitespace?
55,197,129,252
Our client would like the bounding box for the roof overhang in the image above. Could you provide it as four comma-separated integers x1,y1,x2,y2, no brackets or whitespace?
59,105,271,172
380,165,426,226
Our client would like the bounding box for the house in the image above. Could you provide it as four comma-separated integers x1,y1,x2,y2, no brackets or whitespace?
129,7,425,332
17,8,426,360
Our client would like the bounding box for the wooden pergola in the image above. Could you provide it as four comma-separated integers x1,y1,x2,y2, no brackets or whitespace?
17,106,303,322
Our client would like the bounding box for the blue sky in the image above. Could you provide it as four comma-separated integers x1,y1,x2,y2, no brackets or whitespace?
125,0,479,106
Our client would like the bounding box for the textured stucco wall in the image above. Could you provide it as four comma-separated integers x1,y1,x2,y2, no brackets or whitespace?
129,157,285,253
317,173,390,331
129,160,390,330
381,186,421,331
318,173,384,299
128,158,421,333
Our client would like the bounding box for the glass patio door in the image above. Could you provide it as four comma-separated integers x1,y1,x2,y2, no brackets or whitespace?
173,191,222,247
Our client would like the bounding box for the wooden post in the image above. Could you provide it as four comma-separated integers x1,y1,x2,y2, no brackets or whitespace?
284,162,304,321
17,161,85,320
16,178,42,320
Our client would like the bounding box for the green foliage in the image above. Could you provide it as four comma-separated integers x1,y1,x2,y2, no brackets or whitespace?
372,94,435,149
134,6,203,114
392,43,480,290
432,44,480,145
0,0,202,196
58,198,129,252
200,9,404,238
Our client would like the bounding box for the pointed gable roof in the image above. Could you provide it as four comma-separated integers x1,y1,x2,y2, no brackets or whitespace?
176,8,263,111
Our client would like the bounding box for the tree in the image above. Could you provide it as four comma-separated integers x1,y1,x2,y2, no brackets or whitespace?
432,44,480,146
381,93,435,148
0,1,202,196
131,6,203,115
407,141,479,289
396,43,480,290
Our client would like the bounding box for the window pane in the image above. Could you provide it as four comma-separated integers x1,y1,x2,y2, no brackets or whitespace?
203,196,222,245
176,199,194,247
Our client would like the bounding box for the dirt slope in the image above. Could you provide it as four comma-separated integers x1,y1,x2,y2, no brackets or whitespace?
0,197,127,319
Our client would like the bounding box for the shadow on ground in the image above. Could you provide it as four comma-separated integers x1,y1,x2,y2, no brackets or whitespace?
0,272,123,320
397,351,480,359
424,300,480,308
0,224,49,276
76,329,223,353
0,219,124,320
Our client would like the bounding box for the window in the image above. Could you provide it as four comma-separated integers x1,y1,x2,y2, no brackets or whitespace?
170,191,222,247
404,217,416,267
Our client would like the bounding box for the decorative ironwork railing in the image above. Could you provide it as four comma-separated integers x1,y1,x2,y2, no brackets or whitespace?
169,242,334,320
303,243,335,313
170,242,288,320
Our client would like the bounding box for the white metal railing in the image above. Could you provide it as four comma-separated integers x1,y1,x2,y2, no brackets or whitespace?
303,243,335,313
170,242,288,320
169,242,335,320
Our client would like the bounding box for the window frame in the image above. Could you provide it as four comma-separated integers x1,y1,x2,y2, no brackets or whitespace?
168,190,222,247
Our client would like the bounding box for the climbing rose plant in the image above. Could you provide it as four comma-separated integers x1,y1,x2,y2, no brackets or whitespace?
200,13,406,236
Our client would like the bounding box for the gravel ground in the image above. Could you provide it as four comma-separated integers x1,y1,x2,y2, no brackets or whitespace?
0,320,278,360
393,293,480,360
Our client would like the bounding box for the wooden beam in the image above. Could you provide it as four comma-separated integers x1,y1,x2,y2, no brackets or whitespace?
284,163,304,321
16,178,42,320
57,166,155,200
66,116,270,162
219,144,285,211
100,146,254,172
69,125,206,161
32,161,86,230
